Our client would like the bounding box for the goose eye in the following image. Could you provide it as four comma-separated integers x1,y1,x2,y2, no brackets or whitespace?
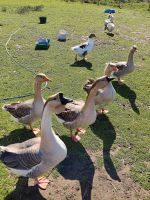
53,98,57,100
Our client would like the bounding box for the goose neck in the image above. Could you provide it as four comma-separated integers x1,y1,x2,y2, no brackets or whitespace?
34,81,42,100
40,105,55,142
83,83,99,110
127,49,134,66
88,38,94,43
104,67,112,76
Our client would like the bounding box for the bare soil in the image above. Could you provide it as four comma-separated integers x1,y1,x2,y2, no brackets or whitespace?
4,150,149,200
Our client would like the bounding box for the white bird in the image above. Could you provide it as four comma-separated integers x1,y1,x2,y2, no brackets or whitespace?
0,92,73,190
71,33,96,61
104,14,115,33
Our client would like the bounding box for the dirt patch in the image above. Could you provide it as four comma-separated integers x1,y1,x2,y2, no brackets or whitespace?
95,39,115,47
5,149,149,200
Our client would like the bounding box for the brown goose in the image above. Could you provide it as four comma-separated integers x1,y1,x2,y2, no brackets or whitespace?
2,73,50,134
0,93,72,190
56,76,114,142
108,45,137,84
83,64,117,114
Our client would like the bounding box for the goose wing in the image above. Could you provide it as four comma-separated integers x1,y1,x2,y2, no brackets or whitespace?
3,100,33,119
116,64,127,70
114,62,127,71
72,41,88,50
79,41,88,49
56,101,84,122
0,141,41,170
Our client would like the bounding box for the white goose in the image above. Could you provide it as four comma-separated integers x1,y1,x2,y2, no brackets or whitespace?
0,92,73,190
83,64,117,114
104,14,115,33
2,73,50,134
71,33,96,61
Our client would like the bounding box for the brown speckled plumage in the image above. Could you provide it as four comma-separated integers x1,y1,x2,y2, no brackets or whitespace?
3,101,33,119
56,101,83,122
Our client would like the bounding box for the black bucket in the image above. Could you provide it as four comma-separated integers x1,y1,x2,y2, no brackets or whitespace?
39,17,47,24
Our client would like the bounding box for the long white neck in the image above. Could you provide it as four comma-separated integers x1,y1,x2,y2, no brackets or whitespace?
34,81,43,101
127,50,135,66
82,83,99,111
88,38,94,44
40,105,56,150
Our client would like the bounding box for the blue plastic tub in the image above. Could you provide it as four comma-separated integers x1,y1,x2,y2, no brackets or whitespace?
104,9,116,14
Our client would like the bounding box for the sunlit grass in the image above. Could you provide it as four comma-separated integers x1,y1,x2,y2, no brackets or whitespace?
0,0,150,198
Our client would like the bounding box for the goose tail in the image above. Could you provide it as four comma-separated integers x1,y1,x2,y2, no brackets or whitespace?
11,115,19,123
0,146,5,159
2,104,8,111
56,115,65,124
71,46,75,51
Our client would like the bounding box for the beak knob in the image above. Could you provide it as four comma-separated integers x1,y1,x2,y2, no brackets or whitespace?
59,93,73,105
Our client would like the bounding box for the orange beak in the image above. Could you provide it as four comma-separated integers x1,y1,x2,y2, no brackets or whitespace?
44,76,51,82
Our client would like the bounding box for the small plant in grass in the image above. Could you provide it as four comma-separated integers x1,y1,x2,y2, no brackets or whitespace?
51,169,60,179
63,185,69,191
1,7,7,12
16,5,44,14
32,5,44,11
148,0,150,11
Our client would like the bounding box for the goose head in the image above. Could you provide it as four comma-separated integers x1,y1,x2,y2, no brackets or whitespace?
93,76,114,89
35,73,51,83
88,33,96,39
131,45,137,53
105,63,118,74
44,93,73,111
83,76,114,93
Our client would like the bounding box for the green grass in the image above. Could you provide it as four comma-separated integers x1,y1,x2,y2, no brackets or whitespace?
0,0,150,198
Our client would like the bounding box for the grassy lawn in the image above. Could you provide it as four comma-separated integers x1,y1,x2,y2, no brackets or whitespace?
0,0,150,199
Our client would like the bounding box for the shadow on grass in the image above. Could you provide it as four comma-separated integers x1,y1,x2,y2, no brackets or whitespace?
70,59,93,70
90,114,121,182
35,46,49,50
58,135,95,200
4,177,46,200
106,32,114,37
112,81,140,114
57,39,67,42
0,128,35,146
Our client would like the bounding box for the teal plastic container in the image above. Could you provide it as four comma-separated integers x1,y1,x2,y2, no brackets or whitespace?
35,38,50,50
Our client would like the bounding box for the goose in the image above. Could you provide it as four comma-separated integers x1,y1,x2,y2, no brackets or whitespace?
56,76,114,142
104,14,115,33
0,92,73,190
83,64,117,114
108,45,137,84
2,73,50,135
71,33,96,61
